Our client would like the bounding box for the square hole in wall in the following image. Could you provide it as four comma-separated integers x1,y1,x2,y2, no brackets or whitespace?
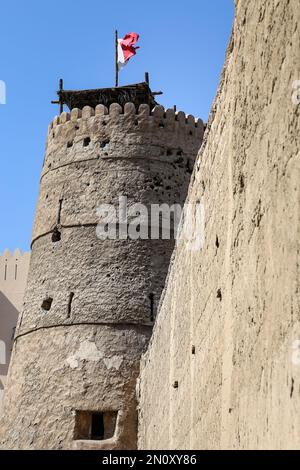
74,410,118,441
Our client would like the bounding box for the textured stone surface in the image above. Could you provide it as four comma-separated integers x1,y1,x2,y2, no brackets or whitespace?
18,230,174,334
2,325,149,449
138,0,300,450
0,103,203,449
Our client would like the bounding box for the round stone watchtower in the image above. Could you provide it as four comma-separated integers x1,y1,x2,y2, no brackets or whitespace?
0,85,204,449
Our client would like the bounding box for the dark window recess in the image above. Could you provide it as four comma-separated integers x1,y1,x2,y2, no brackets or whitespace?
52,228,61,243
91,414,104,440
83,137,91,147
74,411,118,441
41,297,53,312
149,293,154,322
67,141,73,148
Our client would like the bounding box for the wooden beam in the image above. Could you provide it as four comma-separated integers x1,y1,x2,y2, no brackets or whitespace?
51,78,64,114
115,30,119,87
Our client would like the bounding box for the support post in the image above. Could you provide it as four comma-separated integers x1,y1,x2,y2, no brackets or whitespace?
51,78,64,114
59,79,63,114
115,30,119,87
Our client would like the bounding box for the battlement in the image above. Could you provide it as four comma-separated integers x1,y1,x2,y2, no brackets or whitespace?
48,103,204,138
42,103,205,187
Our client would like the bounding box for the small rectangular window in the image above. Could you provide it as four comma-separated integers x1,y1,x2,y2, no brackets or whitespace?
74,410,117,441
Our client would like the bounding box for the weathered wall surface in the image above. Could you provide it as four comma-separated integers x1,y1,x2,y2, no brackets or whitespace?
0,250,30,410
138,0,300,449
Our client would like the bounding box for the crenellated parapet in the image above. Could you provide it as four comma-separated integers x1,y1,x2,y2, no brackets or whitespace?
48,103,203,136
44,104,203,174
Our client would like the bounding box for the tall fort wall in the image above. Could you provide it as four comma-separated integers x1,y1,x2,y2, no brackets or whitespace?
0,250,30,410
138,0,300,449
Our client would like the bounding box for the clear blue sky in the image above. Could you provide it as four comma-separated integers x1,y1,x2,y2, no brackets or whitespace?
0,0,234,253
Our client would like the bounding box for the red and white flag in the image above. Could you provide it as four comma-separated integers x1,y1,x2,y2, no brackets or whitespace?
118,32,140,71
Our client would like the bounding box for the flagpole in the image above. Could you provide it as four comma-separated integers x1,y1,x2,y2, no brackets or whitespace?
115,29,119,87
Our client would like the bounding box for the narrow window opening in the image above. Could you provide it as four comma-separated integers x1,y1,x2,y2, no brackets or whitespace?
239,173,245,191
15,263,18,280
83,137,91,147
67,292,75,318
216,236,220,249
4,264,7,281
41,297,53,312
149,293,154,322
217,289,222,302
57,199,63,225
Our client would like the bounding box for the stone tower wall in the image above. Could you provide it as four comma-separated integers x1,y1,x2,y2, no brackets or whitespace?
0,103,204,449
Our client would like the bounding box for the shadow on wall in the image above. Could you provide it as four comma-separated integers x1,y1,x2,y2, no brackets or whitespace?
0,291,19,376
